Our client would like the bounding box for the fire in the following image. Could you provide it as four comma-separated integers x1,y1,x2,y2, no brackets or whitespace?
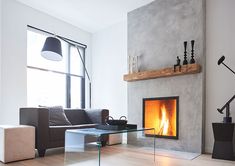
158,105,169,135
143,98,177,138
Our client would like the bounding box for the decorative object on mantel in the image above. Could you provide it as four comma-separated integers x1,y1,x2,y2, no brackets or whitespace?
183,41,188,65
190,40,195,64
123,63,201,82
128,55,141,73
174,56,181,72
128,55,133,73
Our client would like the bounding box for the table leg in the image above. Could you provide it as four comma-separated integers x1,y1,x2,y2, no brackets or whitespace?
65,131,85,152
97,137,102,166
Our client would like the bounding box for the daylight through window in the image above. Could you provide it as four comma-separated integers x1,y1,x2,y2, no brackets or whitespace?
27,28,85,108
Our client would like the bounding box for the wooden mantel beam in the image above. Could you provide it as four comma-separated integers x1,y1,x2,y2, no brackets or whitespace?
123,63,201,82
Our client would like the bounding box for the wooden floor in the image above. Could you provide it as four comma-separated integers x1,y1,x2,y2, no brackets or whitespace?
1,147,235,166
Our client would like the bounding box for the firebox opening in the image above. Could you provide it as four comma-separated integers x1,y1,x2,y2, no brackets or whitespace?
143,96,179,139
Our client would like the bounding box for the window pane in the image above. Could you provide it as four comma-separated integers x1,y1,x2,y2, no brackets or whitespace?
27,30,68,73
27,28,86,108
71,76,82,108
27,68,66,107
70,46,84,76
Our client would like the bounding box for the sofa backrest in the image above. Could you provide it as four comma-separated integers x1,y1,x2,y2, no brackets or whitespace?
64,109,91,125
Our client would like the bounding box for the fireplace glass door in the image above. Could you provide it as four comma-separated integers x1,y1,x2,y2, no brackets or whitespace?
143,96,179,139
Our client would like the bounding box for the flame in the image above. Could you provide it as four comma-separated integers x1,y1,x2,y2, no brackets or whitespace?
158,105,169,135
144,99,177,137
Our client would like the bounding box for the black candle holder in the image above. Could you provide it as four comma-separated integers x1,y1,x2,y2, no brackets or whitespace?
183,41,188,65
190,40,195,64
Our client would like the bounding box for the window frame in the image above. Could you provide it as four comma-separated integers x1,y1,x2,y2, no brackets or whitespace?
27,25,87,108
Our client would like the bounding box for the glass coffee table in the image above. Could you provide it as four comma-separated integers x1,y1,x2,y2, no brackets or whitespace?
65,127,156,166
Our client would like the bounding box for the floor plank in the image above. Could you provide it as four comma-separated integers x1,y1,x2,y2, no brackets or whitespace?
0,147,234,166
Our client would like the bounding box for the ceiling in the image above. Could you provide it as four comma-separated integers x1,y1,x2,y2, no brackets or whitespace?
16,0,154,33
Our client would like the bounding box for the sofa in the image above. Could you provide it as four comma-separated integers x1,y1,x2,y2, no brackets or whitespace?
19,107,109,157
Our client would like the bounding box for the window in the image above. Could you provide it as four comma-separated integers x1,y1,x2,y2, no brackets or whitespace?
27,28,86,108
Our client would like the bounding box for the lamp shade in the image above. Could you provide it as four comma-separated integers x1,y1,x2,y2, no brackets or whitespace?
41,37,62,61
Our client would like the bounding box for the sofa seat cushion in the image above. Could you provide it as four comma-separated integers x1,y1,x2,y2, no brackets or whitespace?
49,124,96,141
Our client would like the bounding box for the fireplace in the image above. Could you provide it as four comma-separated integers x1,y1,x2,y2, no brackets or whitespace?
143,96,179,139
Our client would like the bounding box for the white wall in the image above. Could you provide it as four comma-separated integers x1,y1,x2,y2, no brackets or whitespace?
0,0,92,124
0,0,2,122
206,0,235,153
92,21,127,119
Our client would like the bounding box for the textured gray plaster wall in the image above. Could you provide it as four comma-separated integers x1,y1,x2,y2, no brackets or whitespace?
127,0,205,153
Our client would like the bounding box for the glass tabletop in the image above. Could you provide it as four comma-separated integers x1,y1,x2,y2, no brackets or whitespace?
66,127,155,136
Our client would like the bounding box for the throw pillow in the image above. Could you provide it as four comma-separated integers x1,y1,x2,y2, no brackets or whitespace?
44,106,72,126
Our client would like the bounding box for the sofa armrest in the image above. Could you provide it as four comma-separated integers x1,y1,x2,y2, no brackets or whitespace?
19,107,49,149
85,109,109,125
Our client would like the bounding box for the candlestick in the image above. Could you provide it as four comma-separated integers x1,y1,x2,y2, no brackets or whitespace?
190,40,195,64
183,41,188,65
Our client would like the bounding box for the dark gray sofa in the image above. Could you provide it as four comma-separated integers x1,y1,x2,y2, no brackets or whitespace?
19,107,109,157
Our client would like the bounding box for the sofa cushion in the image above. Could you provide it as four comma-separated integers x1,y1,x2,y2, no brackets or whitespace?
64,109,91,125
49,124,96,141
47,106,72,126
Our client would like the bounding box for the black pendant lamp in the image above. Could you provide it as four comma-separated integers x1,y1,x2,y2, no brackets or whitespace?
41,37,62,61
